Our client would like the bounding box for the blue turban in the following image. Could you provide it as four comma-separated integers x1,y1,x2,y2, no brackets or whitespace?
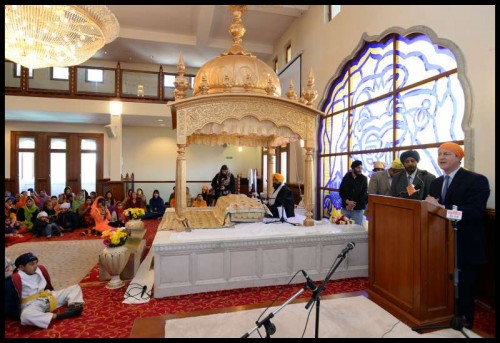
15,252,38,268
400,150,420,163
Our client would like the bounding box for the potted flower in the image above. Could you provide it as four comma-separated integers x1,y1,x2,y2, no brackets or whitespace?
99,227,130,289
124,208,146,221
124,207,146,235
101,227,128,248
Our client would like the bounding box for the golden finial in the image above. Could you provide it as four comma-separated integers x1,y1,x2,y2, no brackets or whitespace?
199,73,209,95
174,52,189,100
301,68,318,106
222,5,253,56
286,80,298,101
265,73,276,95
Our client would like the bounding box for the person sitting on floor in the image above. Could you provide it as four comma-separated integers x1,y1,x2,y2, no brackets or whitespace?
33,211,64,239
192,194,207,207
10,252,84,329
144,189,165,219
266,173,295,219
56,202,79,232
5,256,20,320
110,201,126,227
78,196,94,229
16,196,39,233
90,196,113,235
124,191,146,211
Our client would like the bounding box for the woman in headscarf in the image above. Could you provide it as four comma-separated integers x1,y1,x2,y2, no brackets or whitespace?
15,196,39,232
90,196,113,235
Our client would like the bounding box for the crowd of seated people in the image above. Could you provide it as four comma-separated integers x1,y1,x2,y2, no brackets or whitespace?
5,183,239,244
4,186,173,243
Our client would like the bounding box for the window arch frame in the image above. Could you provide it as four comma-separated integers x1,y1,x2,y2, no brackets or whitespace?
315,26,473,219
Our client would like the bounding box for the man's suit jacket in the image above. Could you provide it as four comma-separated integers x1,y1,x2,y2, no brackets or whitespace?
389,168,436,200
268,184,295,218
428,167,490,266
368,170,391,195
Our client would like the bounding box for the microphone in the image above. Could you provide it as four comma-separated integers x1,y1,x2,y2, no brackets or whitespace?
339,241,355,256
141,285,148,298
301,270,318,292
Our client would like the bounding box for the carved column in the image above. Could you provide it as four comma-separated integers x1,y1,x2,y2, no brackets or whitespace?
267,147,275,197
303,147,314,226
175,144,187,230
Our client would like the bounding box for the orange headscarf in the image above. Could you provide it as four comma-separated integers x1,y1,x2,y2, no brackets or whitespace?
90,196,112,232
439,142,464,159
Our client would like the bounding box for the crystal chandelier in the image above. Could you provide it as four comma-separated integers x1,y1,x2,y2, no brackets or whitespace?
5,5,120,69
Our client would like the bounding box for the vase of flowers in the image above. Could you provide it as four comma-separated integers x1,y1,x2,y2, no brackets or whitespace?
99,227,130,289
124,208,146,237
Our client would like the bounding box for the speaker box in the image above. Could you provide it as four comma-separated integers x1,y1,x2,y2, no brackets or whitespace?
104,124,117,138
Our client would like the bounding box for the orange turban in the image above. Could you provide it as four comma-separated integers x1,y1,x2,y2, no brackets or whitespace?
272,173,285,183
439,142,464,159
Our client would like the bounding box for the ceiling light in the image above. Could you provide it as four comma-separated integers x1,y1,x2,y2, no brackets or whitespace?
5,5,119,69
109,100,122,116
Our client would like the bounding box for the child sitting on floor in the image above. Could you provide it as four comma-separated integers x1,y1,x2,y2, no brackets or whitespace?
33,211,64,239
10,252,84,329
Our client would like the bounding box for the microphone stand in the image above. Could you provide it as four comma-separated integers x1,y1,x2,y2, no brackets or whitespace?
265,197,300,226
411,217,469,338
240,280,315,338
305,248,352,338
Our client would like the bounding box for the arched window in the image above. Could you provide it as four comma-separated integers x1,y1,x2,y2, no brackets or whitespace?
318,30,467,219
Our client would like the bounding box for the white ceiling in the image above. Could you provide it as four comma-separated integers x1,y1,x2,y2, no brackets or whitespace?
6,5,309,128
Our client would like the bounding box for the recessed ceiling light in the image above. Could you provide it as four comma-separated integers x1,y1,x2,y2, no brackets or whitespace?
157,119,164,122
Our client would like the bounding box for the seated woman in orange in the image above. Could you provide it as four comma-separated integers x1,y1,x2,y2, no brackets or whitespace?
192,194,207,207
90,196,113,235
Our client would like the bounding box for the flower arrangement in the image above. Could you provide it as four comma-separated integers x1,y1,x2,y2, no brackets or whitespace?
329,207,355,225
102,227,128,248
123,207,145,220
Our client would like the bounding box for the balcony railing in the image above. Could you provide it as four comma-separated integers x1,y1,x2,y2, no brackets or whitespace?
4,60,195,103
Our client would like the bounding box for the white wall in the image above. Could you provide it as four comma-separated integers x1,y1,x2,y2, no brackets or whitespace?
121,126,261,199
273,5,495,208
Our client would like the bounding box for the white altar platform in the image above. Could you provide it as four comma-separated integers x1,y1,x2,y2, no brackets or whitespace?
152,211,368,298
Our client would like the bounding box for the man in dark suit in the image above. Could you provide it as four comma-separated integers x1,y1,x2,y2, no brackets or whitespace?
425,142,490,328
267,173,295,218
389,149,436,200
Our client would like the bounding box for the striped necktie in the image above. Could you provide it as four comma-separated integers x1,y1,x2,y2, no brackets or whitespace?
441,175,450,203
407,175,412,185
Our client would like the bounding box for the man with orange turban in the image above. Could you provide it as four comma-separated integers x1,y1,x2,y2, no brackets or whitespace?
267,173,295,218
425,142,490,329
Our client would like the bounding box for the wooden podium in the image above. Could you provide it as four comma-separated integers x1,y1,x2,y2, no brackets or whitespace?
366,195,454,328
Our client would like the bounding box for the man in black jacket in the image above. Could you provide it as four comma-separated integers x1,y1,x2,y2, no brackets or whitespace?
425,142,490,328
339,160,367,226
267,173,295,218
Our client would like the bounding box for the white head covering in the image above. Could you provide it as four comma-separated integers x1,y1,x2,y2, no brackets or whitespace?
60,202,71,210
37,211,48,219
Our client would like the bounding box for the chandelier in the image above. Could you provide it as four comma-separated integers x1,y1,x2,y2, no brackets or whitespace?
5,5,120,69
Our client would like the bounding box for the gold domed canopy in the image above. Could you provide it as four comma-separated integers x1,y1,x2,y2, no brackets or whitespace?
193,5,281,97
193,55,281,96
169,5,321,229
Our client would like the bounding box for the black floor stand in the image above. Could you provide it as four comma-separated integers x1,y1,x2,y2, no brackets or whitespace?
265,202,300,226
411,220,469,338
240,278,316,338
305,245,353,338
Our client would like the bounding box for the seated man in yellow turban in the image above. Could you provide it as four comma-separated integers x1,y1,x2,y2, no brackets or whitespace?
267,173,295,218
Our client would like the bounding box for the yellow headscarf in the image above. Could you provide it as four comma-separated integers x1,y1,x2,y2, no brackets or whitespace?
272,173,284,183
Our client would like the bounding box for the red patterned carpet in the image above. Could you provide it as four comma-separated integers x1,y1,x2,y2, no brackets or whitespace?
4,219,496,338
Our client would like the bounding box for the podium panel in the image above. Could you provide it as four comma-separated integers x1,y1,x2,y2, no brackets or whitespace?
367,195,454,328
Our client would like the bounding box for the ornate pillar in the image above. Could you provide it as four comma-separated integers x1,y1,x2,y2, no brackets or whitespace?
266,147,276,197
175,143,189,231
303,147,314,226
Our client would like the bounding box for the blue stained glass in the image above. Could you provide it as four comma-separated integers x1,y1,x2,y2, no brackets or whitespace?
319,31,464,220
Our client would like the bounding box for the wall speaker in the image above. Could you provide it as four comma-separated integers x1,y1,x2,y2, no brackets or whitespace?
104,124,117,138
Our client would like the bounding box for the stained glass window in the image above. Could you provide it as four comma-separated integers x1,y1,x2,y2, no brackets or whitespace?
318,32,465,219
